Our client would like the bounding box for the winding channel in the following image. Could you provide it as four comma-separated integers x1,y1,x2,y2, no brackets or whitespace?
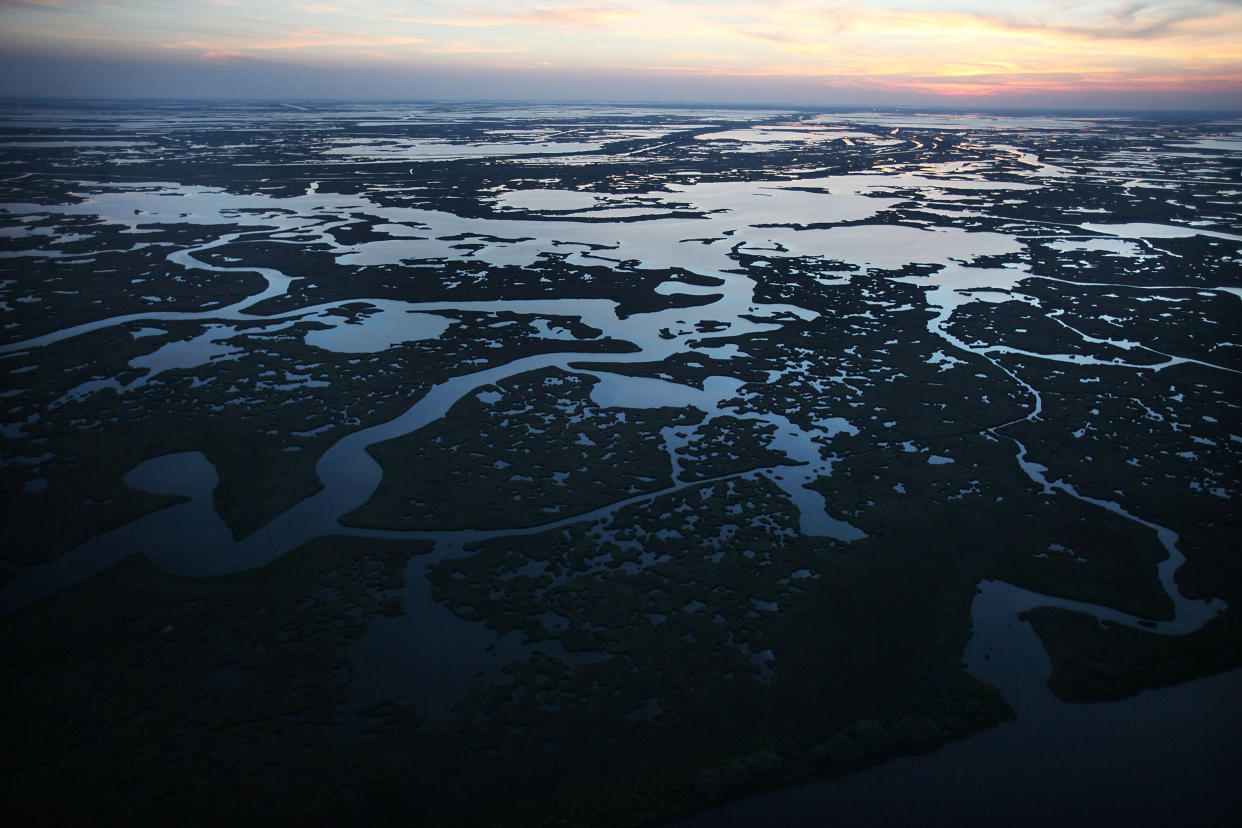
0,145,1234,724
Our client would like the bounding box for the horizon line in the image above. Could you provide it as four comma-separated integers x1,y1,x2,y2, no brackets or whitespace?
1,95,1239,116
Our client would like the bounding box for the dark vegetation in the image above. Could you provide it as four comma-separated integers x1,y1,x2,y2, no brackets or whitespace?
1,101,1239,825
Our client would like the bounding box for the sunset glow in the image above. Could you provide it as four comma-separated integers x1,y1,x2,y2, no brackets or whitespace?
1,1,1240,107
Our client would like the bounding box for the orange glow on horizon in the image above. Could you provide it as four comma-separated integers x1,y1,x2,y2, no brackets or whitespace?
0,1,1238,106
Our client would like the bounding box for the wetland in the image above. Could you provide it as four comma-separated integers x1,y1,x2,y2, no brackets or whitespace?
1,100,1240,825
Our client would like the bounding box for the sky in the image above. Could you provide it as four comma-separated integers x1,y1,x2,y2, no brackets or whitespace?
0,0,1240,108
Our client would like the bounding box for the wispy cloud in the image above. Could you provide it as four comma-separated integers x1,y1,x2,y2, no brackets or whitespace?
422,41,526,54
163,31,431,54
0,0,92,7
466,5,637,28
962,5,1219,41
1,0,1239,104
367,3,638,29
200,49,246,61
